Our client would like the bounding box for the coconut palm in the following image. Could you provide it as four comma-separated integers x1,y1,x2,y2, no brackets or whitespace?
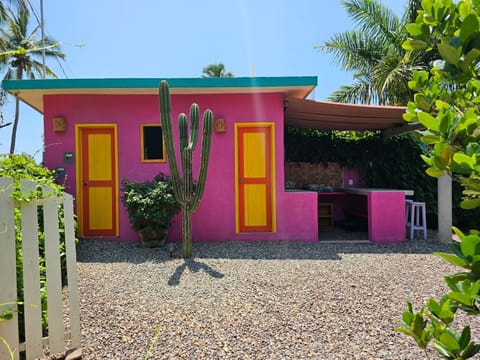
0,7,65,153
316,0,426,105
202,63,234,78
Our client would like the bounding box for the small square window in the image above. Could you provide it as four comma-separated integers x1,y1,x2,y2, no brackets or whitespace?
141,125,164,162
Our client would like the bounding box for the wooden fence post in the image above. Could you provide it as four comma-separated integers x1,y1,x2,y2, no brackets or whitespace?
42,185,64,354
63,193,81,348
20,180,43,358
0,177,20,360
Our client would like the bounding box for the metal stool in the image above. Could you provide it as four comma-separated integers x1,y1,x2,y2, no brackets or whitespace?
409,201,427,240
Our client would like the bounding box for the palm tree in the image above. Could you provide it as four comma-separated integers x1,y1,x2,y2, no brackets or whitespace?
201,63,234,78
0,7,65,153
316,0,425,105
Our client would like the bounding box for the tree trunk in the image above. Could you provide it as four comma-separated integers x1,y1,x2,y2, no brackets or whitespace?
182,203,193,258
10,65,23,154
9,97,20,154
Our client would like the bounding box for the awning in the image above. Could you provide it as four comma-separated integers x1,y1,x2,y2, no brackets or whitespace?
284,97,420,136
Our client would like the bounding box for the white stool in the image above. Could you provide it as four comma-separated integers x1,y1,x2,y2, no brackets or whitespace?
409,201,427,240
405,199,413,228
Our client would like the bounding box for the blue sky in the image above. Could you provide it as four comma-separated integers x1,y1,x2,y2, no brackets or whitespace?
0,0,408,158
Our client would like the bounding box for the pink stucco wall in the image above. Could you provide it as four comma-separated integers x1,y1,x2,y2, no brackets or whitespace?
43,92,318,243
367,192,406,243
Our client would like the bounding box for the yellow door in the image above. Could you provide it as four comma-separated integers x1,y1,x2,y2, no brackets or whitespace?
236,124,274,232
78,127,118,236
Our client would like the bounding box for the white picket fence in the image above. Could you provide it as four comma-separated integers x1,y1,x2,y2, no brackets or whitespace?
0,177,80,360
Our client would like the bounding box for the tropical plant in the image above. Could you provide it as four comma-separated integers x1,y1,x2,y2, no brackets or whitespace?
0,6,65,154
159,80,213,258
396,0,480,358
402,0,480,206
201,63,234,78
316,0,427,105
121,173,180,247
396,227,480,359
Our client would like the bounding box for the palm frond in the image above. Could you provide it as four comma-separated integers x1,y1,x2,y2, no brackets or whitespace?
0,0,28,22
371,50,427,105
342,0,402,46
317,30,387,71
2,67,14,80
328,78,378,105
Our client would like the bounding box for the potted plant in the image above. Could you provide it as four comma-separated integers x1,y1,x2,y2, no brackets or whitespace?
121,173,180,248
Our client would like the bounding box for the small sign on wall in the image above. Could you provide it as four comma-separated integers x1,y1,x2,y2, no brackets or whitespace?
53,117,67,132
214,118,226,133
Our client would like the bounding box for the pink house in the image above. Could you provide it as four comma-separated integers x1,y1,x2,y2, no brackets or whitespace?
4,77,321,243
4,76,415,243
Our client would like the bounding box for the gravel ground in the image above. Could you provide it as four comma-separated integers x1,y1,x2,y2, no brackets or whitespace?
75,234,480,359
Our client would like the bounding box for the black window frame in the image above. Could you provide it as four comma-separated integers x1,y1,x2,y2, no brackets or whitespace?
141,124,165,162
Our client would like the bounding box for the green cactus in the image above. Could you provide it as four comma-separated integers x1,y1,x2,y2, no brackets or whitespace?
159,80,213,258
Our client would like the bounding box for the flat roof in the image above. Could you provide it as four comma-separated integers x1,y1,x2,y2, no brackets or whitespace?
2,76,318,113
3,76,415,136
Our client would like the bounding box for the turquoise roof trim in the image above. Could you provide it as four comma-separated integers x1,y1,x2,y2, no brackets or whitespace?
3,76,317,114
3,76,317,91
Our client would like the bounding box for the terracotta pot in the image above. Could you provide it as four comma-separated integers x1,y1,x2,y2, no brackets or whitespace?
138,228,168,248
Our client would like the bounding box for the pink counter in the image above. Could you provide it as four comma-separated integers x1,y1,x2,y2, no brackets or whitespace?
338,188,413,243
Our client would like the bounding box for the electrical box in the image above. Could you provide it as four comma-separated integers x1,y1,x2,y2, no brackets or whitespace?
55,167,66,179
64,152,74,164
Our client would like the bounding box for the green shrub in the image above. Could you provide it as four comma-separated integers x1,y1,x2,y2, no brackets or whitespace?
121,173,180,232
396,227,480,359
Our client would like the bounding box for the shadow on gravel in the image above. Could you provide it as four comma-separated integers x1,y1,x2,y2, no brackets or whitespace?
76,237,452,264
167,259,224,286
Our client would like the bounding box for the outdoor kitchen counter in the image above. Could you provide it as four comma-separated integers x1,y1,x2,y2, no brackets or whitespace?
336,188,414,243
337,187,414,196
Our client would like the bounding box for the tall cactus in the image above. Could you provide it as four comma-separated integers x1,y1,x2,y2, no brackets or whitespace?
159,80,213,258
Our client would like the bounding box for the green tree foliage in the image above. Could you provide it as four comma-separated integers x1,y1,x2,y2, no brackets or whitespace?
403,0,480,209
316,0,427,105
0,153,74,339
397,1,480,358
201,63,234,78
0,6,65,153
